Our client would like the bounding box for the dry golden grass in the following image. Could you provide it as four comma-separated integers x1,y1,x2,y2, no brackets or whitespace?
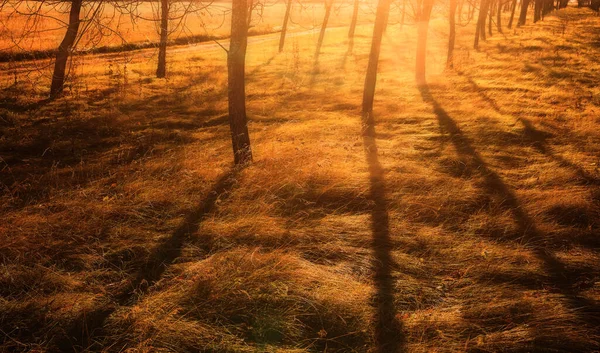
1,4,600,353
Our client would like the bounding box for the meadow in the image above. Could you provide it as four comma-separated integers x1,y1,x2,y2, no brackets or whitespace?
1,1,599,352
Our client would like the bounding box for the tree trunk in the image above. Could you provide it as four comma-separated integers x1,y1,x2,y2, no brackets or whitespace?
533,0,541,22
497,0,503,32
315,0,333,58
447,0,457,68
279,0,292,52
507,0,518,28
156,0,169,78
415,0,434,84
474,0,489,48
361,0,391,114
488,0,494,36
401,0,406,28
50,0,83,97
228,0,252,165
517,0,530,26
348,0,359,52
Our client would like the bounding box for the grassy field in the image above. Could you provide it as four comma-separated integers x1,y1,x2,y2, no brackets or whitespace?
1,3,600,353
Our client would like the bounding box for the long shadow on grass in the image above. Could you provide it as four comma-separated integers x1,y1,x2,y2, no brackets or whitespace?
362,112,406,353
463,75,600,187
55,169,238,352
419,84,600,349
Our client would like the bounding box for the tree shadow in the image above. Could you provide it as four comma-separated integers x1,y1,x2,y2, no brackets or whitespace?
54,169,238,352
419,84,600,343
462,75,600,186
361,112,406,353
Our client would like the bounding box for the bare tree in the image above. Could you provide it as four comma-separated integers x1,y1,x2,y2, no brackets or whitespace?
447,0,458,68
497,0,503,32
314,0,333,58
362,0,391,114
228,0,252,165
517,0,530,26
156,0,169,78
415,0,434,84
278,0,292,52
348,0,359,52
474,0,490,48
507,0,518,28
50,0,84,97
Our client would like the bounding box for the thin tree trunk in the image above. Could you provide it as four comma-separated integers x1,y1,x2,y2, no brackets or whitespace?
507,0,517,28
361,0,391,113
488,0,494,36
534,0,541,22
447,0,457,68
518,0,530,26
497,0,503,32
401,0,406,28
156,0,169,78
50,0,83,97
348,0,359,51
475,0,489,48
279,0,292,52
315,0,333,58
228,0,252,165
415,0,434,84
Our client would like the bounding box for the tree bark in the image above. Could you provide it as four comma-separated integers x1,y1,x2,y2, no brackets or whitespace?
517,0,530,26
278,0,292,52
415,0,434,84
50,0,83,97
156,0,169,78
474,0,489,48
228,0,252,165
361,0,391,114
507,0,518,28
447,0,457,68
315,0,333,58
348,0,359,51
497,0,503,32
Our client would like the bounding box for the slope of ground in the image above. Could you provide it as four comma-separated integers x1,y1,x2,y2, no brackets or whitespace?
1,5,599,353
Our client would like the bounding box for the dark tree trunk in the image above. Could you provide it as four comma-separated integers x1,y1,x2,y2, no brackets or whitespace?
50,0,83,97
361,0,391,114
517,0,530,26
497,0,503,32
228,0,252,165
447,0,457,68
279,0,292,52
315,0,333,58
348,0,359,51
415,0,434,84
156,0,169,78
508,0,518,28
474,0,489,48
533,0,541,22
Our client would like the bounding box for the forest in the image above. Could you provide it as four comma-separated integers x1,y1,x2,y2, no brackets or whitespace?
0,0,599,350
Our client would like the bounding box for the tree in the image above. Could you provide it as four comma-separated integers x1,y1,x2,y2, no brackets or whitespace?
227,0,253,165
474,0,490,48
50,0,83,97
315,0,333,58
507,0,518,28
517,0,530,26
415,0,434,84
361,0,391,114
278,0,292,52
497,0,503,32
447,0,458,68
348,0,360,52
156,0,169,78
